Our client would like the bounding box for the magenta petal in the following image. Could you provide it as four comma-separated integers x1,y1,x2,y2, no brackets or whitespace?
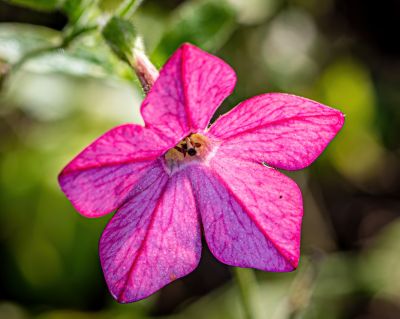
100,171,201,303
141,43,236,142
188,154,303,271
208,93,345,170
59,124,168,217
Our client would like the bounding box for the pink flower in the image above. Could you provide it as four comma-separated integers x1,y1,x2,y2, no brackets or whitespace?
58,43,344,303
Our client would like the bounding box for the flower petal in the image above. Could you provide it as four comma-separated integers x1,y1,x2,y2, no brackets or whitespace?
141,43,236,143
188,153,303,271
208,93,344,170
100,170,201,303
58,124,169,217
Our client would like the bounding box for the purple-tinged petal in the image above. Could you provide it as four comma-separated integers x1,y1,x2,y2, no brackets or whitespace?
141,43,236,143
58,124,169,217
188,154,302,271
100,170,201,303
208,93,344,170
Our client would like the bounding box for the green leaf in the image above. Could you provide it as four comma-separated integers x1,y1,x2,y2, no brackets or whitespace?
0,23,134,80
153,0,236,64
7,0,59,11
101,16,138,65
0,23,60,64
25,34,135,80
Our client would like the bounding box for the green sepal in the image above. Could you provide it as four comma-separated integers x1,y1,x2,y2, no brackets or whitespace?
101,16,137,65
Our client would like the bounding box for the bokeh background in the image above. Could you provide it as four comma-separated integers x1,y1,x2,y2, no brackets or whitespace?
1,0,400,318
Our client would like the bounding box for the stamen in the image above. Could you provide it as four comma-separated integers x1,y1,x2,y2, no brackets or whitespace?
185,137,194,149
174,146,184,153
165,133,209,163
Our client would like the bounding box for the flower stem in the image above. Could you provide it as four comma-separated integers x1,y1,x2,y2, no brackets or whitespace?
117,0,145,18
132,47,159,94
233,267,259,319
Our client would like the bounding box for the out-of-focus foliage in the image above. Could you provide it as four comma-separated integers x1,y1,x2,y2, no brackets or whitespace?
1,0,400,318
317,59,380,183
152,0,237,65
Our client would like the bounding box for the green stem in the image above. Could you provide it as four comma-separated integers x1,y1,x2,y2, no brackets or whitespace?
233,267,259,319
10,44,62,73
62,25,98,47
117,0,145,18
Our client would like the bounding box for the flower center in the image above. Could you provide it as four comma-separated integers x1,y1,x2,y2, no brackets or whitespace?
164,133,211,165
174,136,201,157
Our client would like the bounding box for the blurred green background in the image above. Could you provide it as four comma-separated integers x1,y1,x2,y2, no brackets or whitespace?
0,0,400,318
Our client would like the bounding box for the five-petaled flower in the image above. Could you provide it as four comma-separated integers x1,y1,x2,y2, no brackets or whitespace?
58,43,344,303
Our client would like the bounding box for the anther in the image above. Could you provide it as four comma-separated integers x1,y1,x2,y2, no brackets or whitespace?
187,148,197,156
